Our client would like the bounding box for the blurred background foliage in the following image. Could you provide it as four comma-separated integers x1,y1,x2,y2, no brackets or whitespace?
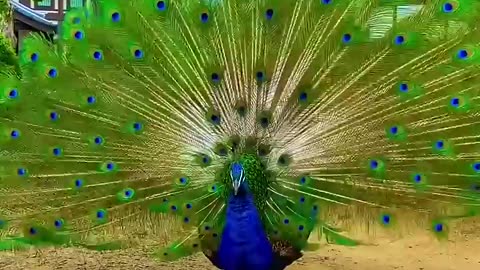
0,0,19,75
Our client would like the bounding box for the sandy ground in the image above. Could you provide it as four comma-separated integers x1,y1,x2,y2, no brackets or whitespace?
1,219,479,270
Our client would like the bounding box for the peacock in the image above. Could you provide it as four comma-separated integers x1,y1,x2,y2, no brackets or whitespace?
1,0,480,269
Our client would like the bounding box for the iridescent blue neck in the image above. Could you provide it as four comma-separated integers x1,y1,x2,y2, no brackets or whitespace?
217,162,273,269
218,190,273,270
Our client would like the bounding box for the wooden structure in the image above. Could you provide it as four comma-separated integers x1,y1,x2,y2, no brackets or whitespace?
18,0,86,21
11,0,86,51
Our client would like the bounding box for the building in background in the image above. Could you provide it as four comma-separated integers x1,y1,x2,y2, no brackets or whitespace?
11,0,86,51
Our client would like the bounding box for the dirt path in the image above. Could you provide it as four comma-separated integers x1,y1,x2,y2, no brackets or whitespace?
295,234,480,270
1,220,479,270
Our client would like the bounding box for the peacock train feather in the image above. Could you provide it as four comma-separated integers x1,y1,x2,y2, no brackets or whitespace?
1,0,480,269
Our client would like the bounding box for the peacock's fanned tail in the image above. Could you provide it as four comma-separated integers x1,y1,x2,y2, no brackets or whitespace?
0,0,480,263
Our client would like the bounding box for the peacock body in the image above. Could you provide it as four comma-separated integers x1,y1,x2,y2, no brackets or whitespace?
1,0,480,269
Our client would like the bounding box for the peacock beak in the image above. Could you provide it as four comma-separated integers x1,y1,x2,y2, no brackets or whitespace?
233,180,241,196
230,162,245,196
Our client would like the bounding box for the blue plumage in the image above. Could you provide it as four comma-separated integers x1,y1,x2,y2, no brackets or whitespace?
218,164,273,270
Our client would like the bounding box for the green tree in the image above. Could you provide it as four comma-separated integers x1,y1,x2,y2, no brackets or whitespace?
0,0,19,75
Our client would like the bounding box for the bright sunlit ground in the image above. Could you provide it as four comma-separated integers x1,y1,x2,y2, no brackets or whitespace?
1,218,478,270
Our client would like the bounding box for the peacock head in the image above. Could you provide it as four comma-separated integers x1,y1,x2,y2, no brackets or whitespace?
230,162,246,196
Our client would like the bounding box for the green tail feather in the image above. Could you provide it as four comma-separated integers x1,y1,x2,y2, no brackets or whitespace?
1,0,480,265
